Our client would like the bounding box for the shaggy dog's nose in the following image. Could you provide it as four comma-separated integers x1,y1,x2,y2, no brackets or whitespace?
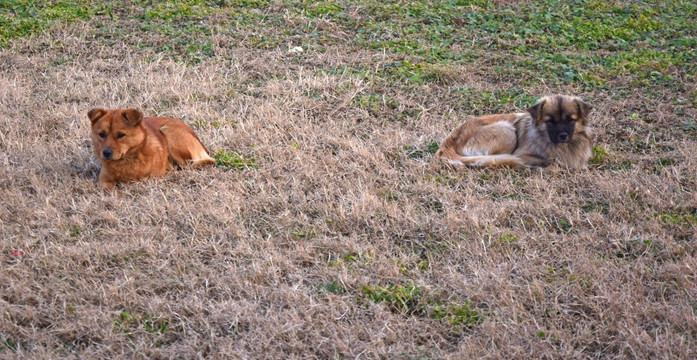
558,132,569,142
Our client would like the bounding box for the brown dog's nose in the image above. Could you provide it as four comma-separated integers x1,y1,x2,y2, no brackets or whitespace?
102,148,113,160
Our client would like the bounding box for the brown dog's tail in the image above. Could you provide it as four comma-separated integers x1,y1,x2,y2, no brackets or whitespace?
435,146,524,167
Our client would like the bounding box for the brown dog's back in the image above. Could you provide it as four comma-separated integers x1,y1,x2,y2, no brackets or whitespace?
89,108,215,188
146,117,215,167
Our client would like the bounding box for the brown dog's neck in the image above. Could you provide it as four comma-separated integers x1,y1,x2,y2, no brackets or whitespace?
122,126,158,163
122,133,147,161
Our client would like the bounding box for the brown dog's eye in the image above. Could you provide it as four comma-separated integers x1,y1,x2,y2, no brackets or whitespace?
116,133,126,139
99,132,107,138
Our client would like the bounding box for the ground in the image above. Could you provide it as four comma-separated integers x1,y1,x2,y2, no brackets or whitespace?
1,0,696,358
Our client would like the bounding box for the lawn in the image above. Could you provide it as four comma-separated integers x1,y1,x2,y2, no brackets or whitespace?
1,0,696,358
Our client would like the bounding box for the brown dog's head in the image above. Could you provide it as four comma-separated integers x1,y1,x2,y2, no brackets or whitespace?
526,95,592,144
88,108,146,161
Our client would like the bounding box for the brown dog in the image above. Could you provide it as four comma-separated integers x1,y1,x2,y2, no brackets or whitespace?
89,108,215,188
435,95,593,169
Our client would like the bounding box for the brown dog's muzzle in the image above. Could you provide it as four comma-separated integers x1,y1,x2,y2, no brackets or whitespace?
102,148,114,160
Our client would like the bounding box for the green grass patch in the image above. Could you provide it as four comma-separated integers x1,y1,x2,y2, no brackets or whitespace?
361,282,423,315
681,121,697,134
615,238,661,259
581,200,609,215
212,150,257,170
654,210,697,225
381,60,457,84
327,251,364,267
430,300,482,328
354,92,398,115
423,172,463,186
320,280,346,295
67,224,83,238
498,231,518,245
360,282,484,330
4,0,695,89
652,157,675,173
0,0,105,47
557,219,572,233
403,140,439,159
303,1,343,18
192,118,237,129
456,87,538,115
590,145,608,165
139,0,215,21
289,226,317,240
1,338,24,353
114,311,169,335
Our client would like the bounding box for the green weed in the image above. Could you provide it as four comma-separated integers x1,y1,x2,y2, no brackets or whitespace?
354,92,398,115
581,201,609,215
652,157,675,173
212,150,257,170
192,118,237,129
327,251,362,267
654,211,697,225
423,172,463,185
404,140,439,159
456,87,537,115
68,225,83,237
360,282,483,330
114,311,169,335
290,227,317,240
320,280,346,294
557,219,572,233
681,121,697,133
303,1,343,18
615,238,661,259
361,282,422,315
430,300,482,328
498,232,518,245
1,338,22,353
590,145,608,165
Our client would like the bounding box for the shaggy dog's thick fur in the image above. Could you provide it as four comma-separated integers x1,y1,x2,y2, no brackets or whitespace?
435,95,593,169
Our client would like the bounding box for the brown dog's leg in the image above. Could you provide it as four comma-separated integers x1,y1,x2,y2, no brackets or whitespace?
98,168,117,189
158,120,215,167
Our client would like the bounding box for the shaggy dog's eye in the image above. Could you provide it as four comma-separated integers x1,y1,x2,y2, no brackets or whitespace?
117,133,126,139
99,132,107,138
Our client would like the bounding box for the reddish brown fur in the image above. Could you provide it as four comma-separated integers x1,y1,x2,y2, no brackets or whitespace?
89,108,215,188
435,95,593,169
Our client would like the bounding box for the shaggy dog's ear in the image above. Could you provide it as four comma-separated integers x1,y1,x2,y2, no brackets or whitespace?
526,97,546,126
88,108,107,125
121,109,143,126
575,97,592,120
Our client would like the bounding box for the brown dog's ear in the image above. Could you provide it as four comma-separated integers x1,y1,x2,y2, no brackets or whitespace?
88,108,107,125
121,109,143,126
575,97,592,119
526,98,546,125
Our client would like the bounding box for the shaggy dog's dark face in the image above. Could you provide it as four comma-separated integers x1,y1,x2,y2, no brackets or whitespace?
527,95,592,144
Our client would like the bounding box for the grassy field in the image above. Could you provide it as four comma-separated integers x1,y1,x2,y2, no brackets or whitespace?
1,0,696,358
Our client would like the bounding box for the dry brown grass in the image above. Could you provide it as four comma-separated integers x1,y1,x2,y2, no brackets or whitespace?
1,8,697,359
